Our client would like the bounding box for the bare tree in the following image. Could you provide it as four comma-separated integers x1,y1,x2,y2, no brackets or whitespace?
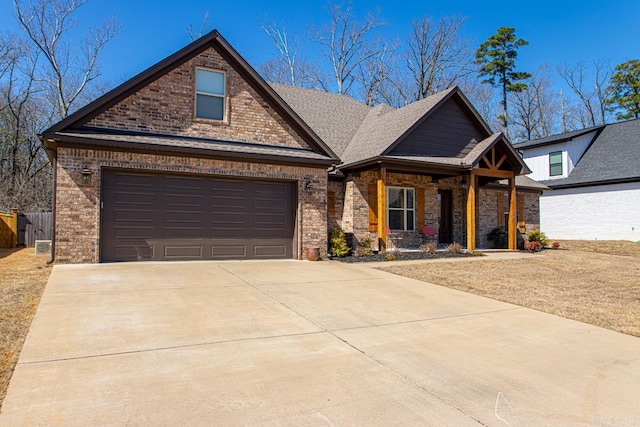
405,15,473,101
188,12,211,41
14,0,120,120
0,0,119,211
307,2,386,95
357,42,395,105
558,60,613,127
510,65,561,141
0,35,52,210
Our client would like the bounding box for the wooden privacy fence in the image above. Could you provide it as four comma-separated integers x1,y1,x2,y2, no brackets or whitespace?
0,209,18,248
18,212,53,247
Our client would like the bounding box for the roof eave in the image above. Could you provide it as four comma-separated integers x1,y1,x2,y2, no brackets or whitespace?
45,134,336,167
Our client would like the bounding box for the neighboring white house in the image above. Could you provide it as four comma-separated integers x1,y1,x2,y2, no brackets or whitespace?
513,119,640,241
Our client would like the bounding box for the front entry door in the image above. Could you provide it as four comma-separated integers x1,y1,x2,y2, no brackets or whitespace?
438,190,453,244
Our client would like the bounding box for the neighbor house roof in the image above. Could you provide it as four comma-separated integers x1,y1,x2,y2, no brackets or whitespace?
512,125,604,150
538,118,640,188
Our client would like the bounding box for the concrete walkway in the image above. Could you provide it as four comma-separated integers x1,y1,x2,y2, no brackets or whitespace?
1,259,639,425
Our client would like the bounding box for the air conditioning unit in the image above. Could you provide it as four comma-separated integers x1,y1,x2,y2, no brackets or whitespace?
35,240,52,255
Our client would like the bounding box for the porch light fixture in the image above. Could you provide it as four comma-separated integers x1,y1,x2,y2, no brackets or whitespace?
303,178,313,195
460,178,467,190
81,166,92,184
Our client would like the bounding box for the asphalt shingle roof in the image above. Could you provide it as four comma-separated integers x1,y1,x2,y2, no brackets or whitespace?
512,126,603,149
270,83,370,157
540,118,640,188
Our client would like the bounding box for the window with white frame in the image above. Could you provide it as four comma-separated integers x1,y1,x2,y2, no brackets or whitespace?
549,151,563,177
387,187,415,231
195,68,225,120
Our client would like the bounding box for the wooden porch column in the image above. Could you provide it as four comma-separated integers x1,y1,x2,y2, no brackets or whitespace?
508,174,517,250
377,166,387,252
466,174,476,251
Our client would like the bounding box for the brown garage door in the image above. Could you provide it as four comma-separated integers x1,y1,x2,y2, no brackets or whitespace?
101,170,295,262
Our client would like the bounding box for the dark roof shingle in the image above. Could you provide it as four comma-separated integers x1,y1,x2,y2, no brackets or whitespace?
541,118,640,188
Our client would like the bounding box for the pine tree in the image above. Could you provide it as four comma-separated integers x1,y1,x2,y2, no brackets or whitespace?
475,27,531,137
605,59,640,120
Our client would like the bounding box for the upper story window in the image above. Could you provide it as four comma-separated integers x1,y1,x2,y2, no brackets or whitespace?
549,151,563,177
387,187,415,231
195,68,225,120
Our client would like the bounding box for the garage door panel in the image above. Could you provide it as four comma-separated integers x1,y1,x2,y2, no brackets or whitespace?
212,196,247,209
112,244,154,260
212,227,247,238
255,213,286,226
211,180,247,192
254,245,287,257
114,192,155,206
112,208,155,222
164,211,202,223
255,198,286,210
211,245,247,258
101,171,295,262
112,226,155,239
212,213,247,224
163,245,203,258
110,172,156,188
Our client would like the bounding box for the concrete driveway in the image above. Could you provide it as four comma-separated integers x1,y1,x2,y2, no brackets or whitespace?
1,260,639,426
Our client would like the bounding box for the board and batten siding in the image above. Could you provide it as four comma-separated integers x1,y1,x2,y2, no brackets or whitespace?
540,182,640,241
522,131,597,181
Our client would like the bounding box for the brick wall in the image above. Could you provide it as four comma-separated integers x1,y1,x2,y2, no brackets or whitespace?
87,47,310,150
478,187,541,248
55,147,327,263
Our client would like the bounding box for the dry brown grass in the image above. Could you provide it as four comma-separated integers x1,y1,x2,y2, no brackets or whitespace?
0,247,51,408
379,241,640,337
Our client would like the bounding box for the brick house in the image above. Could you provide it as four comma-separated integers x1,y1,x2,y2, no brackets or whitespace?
41,30,543,264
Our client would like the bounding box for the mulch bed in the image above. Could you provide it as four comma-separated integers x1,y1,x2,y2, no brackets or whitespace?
330,251,473,263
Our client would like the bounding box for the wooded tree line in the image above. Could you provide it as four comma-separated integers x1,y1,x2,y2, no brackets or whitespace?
1,0,639,212
0,0,118,211
259,3,640,141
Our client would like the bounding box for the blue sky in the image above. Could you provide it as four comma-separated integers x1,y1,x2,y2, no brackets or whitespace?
2,0,639,88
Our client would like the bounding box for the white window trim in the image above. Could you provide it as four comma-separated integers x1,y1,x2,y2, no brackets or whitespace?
387,186,415,232
194,67,227,122
549,151,563,177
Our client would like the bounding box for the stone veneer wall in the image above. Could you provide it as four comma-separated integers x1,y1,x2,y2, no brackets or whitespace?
338,170,541,250
327,180,345,230
478,187,541,248
55,147,327,264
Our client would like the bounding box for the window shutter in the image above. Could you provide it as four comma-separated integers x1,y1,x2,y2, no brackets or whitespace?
368,184,378,232
416,188,425,227
517,194,526,233
327,191,336,217
497,193,504,228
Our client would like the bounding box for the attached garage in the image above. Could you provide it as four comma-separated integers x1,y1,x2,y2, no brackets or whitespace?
101,170,295,262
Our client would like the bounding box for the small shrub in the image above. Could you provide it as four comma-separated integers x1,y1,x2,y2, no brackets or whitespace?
524,240,542,253
353,246,373,257
487,227,508,249
471,250,487,257
444,242,464,254
527,230,549,248
419,242,437,254
384,252,397,261
551,241,560,249
354,237,375,257
328,229,350,257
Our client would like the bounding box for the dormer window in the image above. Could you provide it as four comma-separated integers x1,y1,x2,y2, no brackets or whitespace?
195,68,225,120
549,151,563,177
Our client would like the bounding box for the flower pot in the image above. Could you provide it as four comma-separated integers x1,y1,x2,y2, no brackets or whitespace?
306,247,320,261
